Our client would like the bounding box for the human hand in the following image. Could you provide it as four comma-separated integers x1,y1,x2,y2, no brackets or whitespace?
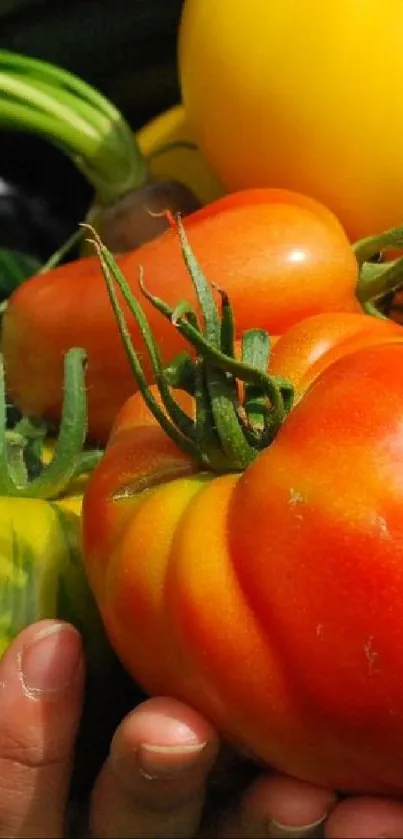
1,619,403,838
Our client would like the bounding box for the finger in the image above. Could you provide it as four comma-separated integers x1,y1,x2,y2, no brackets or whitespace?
325,796,403,838
216,773,337,838
90,696,219,838
0,620,84,838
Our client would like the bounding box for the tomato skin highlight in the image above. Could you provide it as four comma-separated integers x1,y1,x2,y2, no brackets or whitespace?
179,0,403,240
1,189,358,443
82,313,403,795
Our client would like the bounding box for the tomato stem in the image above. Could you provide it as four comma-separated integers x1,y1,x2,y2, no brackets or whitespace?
355,225,403,307
87,219,294,474
0,348,103,499
39,229,84,274
0,50,148,205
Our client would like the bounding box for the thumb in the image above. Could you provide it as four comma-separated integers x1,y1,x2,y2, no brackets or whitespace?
0,619,85,838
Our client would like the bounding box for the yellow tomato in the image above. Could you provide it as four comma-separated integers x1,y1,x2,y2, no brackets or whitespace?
0,441,113,667
54,486,84,516
137,104,224,206
0,497,110,667
179,1,403,240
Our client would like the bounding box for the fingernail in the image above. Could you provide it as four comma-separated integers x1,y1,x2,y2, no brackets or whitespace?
138,741,208,779
20,623,81,696
267,813,328,838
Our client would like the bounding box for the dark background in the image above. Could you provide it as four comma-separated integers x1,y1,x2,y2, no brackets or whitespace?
0,0,185,256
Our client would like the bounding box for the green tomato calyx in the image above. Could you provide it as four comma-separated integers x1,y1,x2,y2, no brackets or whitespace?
355,226,403,316
86,217,294,474
0,348,102,499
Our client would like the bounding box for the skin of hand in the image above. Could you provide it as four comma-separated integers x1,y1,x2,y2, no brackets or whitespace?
0,620,402,839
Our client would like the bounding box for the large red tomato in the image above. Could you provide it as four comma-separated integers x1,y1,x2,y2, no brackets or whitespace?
82,308,403,795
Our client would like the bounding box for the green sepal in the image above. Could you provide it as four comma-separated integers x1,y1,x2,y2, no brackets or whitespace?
355,225,403,310
241,329,272,434
88,217,295,474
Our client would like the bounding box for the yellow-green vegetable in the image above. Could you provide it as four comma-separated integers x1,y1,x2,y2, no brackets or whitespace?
0,346,108,665
0,498,108,667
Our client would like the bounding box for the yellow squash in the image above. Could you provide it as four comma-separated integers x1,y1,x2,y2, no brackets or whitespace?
137,104,224,206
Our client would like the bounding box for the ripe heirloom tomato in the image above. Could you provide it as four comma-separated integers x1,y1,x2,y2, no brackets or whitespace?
82,228,403,795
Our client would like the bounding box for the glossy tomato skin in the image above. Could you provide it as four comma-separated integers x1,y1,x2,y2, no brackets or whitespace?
82,315,403,794
179,0,403,240
1,189,357,443
270,311,403,397
230,342,403,792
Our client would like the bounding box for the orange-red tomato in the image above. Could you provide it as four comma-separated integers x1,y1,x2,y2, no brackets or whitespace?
1,188,358,443
82,311,403,795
